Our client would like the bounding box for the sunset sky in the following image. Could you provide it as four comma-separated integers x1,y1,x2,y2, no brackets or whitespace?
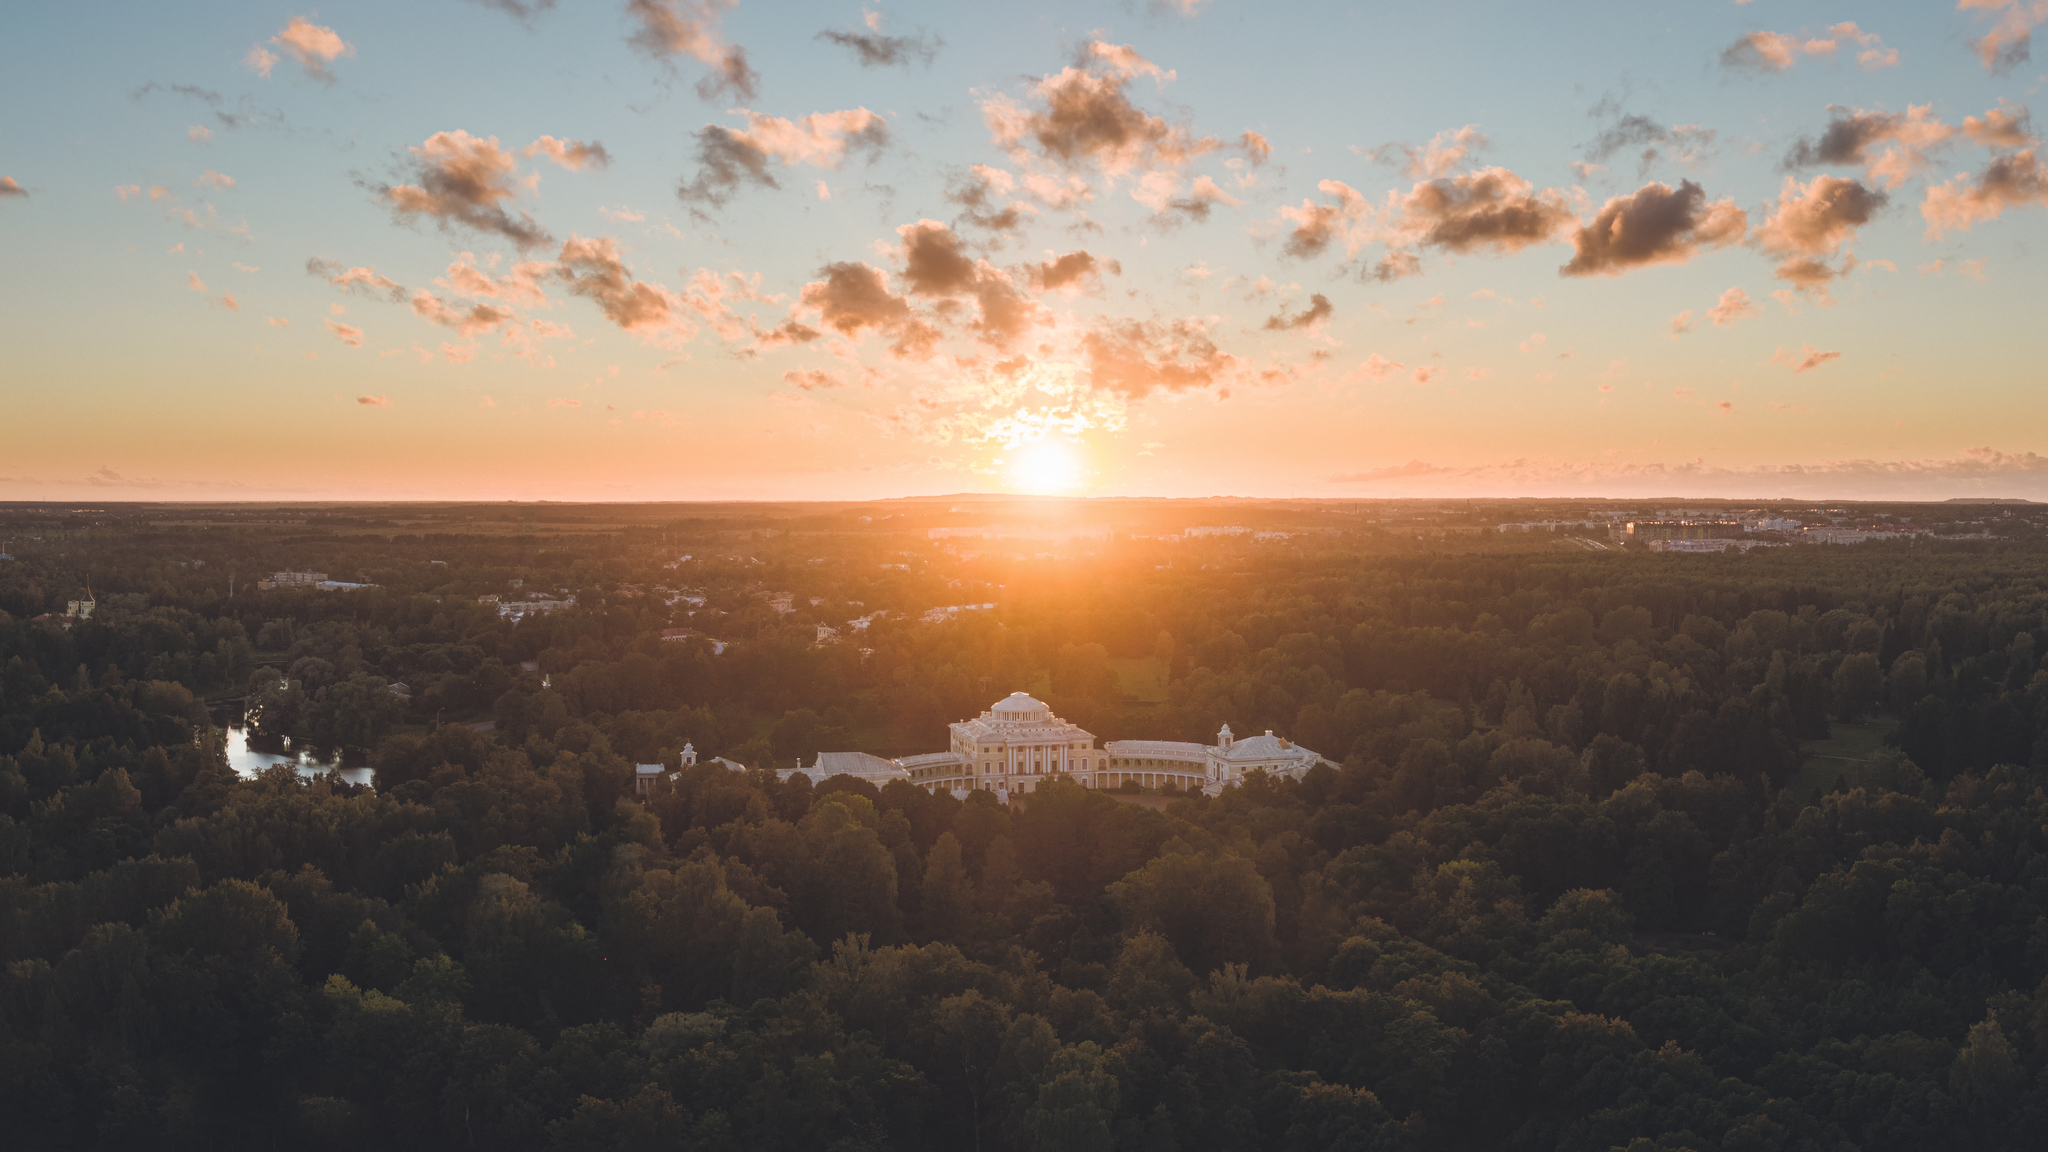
4,1,2047,501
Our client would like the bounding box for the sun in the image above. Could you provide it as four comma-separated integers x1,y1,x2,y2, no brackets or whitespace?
1006,439,1087,494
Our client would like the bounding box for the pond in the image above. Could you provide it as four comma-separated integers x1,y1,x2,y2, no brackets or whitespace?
223,720,374,787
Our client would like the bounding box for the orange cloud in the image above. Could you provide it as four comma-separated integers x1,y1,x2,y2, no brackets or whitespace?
1263,293,1333,332
440,256,551,307
1029,250,1118,294
1755,175,1886,293
324,318,364,347
523,136,611,171
1769,344,1841,372
307,257,405,301
251,17,354,82
357,395,390,407
1961,0,2047,75
1706,286,1761,326
411,291,515,337
1082,317,1237,399
1922,148,2048,236
797,260,938,359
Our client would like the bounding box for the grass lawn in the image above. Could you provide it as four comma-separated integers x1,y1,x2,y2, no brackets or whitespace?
1109,657,1170,704
1789,719,1897,799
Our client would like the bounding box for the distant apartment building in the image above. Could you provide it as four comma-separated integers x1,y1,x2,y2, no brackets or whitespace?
1625,520,1743,543
260,570,328,589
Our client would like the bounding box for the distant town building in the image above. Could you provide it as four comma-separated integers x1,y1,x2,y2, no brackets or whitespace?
660,628,695,641
780,751,910,787
634,763,666,796
1625,520,1743,543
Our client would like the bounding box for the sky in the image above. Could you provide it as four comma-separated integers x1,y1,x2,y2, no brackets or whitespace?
3,0,2048,502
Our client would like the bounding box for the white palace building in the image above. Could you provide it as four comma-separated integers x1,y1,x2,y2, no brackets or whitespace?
783,691,1329,798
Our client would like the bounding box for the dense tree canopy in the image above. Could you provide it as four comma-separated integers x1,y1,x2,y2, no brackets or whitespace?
4,503,2048,1148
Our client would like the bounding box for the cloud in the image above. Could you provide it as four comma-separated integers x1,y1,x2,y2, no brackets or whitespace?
678,108,889,208
324,318,365,347
411,291,515,337
946,165,1033,233
783,368,845,390
440,256,552,307
1561,180,1747,276
1962,0,2047,74
816,27,941,68
1756,175,1887,292
463,0,558,22
1081,317,1237,399
626,0,757,100
1131,171,1240,223
1327,459,1455,483
1922,148,2048,236
1240,131,1271,165
1399,125,1486,178
252,17,354,83
1579,112,1722,177
357,394,391,407
307,257,406,302
440,343,476,364
384,130,551,249
1263,293,1333,332
1029,250,1118,294
1784,105,1955,189
1277,179,1371,259
554,233,696,347
1519,333,1547,352
524,136,610,170
0,176,24,199
1383,167,1577,263
896,220,1044,348
194,169,235,190
546,398,582,407
1706,286,1761,326
1769,343,1840,372
1962,100,2037,148
982,41,1219,177
1670,310,1695,336
1721,23,1896,73
798,261,937,359
267,317,290,327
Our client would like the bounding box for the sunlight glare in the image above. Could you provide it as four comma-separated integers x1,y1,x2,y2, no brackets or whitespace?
1006,439,1087,494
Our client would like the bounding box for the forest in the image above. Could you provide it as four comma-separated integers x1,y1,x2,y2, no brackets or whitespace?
3,498,2048,1150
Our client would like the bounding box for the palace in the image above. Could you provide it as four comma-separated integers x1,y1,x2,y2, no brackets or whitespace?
842,691,1330,798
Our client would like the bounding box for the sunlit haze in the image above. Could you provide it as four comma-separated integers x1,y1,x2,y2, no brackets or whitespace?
4,1,2047,500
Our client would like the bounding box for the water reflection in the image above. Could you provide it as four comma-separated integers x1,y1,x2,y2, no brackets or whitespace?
223,722,373,786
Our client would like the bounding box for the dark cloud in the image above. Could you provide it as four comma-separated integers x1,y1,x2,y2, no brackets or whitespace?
1240,131,1271,165
462,0,557,22
798,261,940,359
895,220,1043,347
1561,180,1748,277
1586,114,1665,161
1389,167,1576,257
1083,318,1238,400
1029,251,1117,293
306,257,406,301
1263,293,1332,331
626,0,758,101
1277,181,1367,260
129,82,283,131
383,130,551,249
783,368,844,390
678,126,777,207
816,28,941,68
